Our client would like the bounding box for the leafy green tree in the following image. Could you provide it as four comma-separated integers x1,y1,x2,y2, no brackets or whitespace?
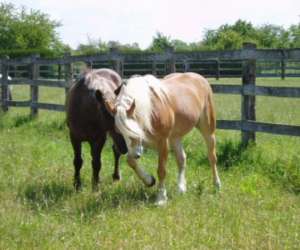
76,37,108,55
215,30,244,50
202,19,300,50
148,32,173,52
202,20,256,50
171,39,191,51
230,19,256,38
256,24,288,48
0,3,69,57
288,24,300,48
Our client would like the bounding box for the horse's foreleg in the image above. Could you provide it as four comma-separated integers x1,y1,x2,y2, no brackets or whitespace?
89,136,106,191
156,139,169,205
112,144,121,181
110,130,127,181
172,139,187,193
127,157,156,187
70,135,83,191
109,130,128,154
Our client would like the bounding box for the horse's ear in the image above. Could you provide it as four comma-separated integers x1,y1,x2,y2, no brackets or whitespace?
127,100,135,117
95,90,103,103
114,84,123,96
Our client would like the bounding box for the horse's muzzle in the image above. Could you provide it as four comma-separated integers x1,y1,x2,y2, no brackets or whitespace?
134,153,141,159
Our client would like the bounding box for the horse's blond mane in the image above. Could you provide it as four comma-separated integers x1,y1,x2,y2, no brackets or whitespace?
115,75,168,141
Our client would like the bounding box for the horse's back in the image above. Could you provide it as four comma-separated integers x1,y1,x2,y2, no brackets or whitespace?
160,73,215,138
163,72,211,111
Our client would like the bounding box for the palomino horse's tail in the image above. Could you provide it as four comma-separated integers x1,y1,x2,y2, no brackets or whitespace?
207,89,216,134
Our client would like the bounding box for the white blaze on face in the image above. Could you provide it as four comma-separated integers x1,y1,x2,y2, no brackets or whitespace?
125,136,144,159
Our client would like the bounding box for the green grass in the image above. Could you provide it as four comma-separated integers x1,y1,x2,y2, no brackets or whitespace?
0,78,300,249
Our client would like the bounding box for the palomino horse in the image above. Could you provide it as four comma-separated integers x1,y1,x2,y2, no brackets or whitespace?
66,69,127,191
98,72,221,205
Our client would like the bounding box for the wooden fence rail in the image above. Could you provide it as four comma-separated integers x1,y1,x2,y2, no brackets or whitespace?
1,43,300,146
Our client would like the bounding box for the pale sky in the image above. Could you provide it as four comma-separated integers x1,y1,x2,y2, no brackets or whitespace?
9,0,300,49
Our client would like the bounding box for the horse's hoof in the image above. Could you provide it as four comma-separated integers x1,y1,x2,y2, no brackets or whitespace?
155,199,167,206
214,180,221,191
155,189,168,206
178,184,187,194
92,185,99,192
112,173,121,182
146,176,156,187
74,182,82,192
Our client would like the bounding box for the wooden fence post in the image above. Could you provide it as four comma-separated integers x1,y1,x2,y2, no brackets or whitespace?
184,60,189,72
241,43,256,146
281,59,286,80
110,47,123,77
64,53,73,98
165,47,176,74
1,57,9,112
216,59,220,80
30,54,40,116
58,64,62,80
280,49,286,80
152,61,157,76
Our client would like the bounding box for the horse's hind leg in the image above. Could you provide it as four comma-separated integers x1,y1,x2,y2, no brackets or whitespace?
197,117,221,189
70,134,83,191
171,139,187,193
89,136,106,191
112,144,121,181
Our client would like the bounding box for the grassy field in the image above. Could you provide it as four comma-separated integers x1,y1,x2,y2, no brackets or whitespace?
0,77,299,249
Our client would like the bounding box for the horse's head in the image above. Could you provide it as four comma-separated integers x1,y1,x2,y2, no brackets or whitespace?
100,83,145,159
83,69,128,154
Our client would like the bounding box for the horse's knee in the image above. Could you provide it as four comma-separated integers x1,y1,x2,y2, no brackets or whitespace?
127,156,136,168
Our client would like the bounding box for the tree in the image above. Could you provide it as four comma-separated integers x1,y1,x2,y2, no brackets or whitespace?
202,20,256,50
148,32,173,52
256,24,288,48
171,39,191,51
288,24,300,48
0,3,69,57
76,37,109,55
215,30,244,50
201,19,300,50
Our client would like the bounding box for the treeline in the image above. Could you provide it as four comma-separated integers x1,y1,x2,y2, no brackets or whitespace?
78,20,300,54
1,3,300,58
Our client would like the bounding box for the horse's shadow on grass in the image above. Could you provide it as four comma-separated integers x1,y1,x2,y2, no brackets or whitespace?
11,115,34,128
77,186,157,217
19,181,74,210
19,179,157,215
0,114,34,129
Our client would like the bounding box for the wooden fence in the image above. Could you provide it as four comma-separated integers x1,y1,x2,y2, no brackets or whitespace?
1,43,300,145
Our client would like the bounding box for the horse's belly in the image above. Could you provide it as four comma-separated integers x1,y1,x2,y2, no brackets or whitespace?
170,113,199,138
69,121,106,141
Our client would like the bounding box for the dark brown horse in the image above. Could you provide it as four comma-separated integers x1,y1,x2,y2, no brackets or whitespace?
66,69,127,191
